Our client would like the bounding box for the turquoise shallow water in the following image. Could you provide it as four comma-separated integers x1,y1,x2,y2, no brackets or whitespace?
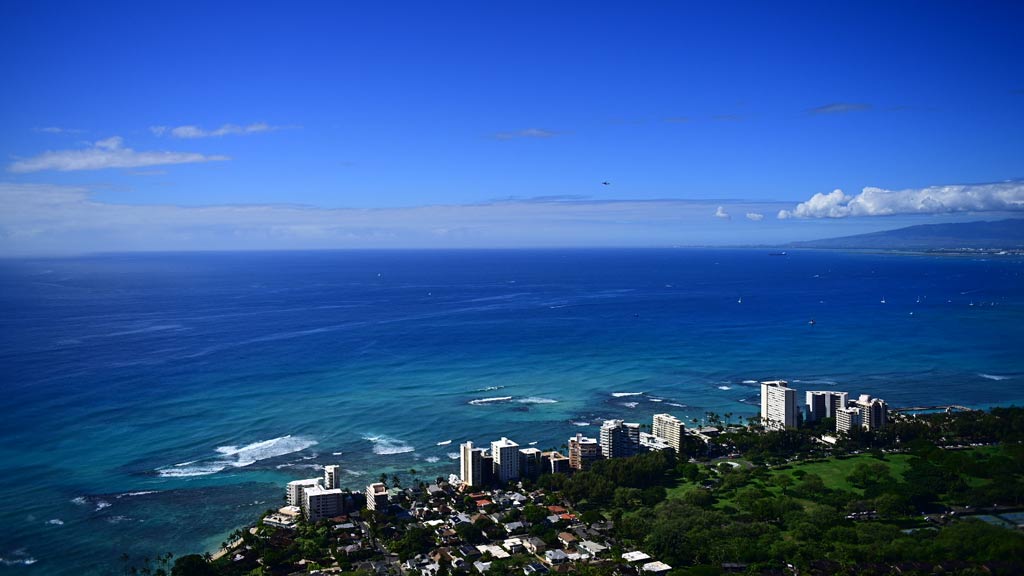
1,249,1022,573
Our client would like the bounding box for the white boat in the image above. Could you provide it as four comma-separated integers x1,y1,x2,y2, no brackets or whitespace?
436,440,452,446
880,297,886,304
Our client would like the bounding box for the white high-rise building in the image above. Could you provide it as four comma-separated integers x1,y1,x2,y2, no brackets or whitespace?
459,441,486,488
855,394,888,431
600,420,640,458
835,406,862,433
490,437,520,483
652,413,686,452
303,485,344,521
568,433,600,470
366,482,389,511
805,391,849,422
286,478,323,507
323,465,341,490
760,380,798,430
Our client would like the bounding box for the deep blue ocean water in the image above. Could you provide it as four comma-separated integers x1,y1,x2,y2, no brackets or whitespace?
1,249,1022,573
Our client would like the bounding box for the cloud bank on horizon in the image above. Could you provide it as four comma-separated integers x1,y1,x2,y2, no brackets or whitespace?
0,182,798,254
8,136,228,173
779,182,1024,219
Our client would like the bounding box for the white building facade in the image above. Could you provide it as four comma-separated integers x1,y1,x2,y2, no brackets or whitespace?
760,380,798,430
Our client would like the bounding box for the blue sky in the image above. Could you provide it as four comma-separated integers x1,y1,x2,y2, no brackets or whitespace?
1,1,1022,253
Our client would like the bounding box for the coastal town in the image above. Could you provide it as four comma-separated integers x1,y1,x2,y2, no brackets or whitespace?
172,382,1024,576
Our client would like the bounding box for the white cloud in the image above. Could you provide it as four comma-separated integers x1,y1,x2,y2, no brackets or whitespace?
714,205,731,219
778,182,1024,219
494,128,561,140
746,212,765,221
8,137,228,173
35,126,84,134
150,122,281,138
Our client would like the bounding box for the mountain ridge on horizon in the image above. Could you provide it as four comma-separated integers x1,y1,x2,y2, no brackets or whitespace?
786,218,1024,250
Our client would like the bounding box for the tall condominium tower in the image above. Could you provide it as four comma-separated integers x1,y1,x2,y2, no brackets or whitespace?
805,391,849,422
568,433,600,470
599,419,641,458
760,380,798,430
855,394,888,431
459,441,486,488
490,437,520,483
323,464,340,490
652,413,686,452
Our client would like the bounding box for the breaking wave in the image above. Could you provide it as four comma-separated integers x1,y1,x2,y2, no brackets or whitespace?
0,551,37,566
156,435,318,477
621,402,639,408
516,397,558,404
979,373,1012,381
611,392,643,397
364,434,415,455
424,456,440,463
469,396,513,405
717,386,732,391
447,452,460,459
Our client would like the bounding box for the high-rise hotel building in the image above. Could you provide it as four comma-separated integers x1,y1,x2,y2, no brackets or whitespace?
760,380,798,430
459,441,486,488
490,437,520,483
652,413,686,452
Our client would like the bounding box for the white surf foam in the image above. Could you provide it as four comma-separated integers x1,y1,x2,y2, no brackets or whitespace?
70,496,87,506
94,500,111,511
741,380,757,384
666,402,686,408
717,386,732,391
474,385,505,392
424,456,440,463
46,519,64,526
117,491,158,499
447,452,460,460
621,402,639,408
0,552,37,566
611,392,643,397
980,373,1012,381
649,398,664,402
572,421,591,426
469,396,513,405
364,434,415,455
516,397,558,404
157,435,318,477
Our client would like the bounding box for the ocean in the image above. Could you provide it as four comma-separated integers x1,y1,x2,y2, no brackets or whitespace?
0,248,1022,573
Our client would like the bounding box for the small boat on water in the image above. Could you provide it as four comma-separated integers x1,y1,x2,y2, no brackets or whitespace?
880,297,887,304
769,251,787,256
737,297,743,304
436,440,452,446
808,319,816,326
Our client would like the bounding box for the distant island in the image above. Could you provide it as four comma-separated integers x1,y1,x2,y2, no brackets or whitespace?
786,218,1024,252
